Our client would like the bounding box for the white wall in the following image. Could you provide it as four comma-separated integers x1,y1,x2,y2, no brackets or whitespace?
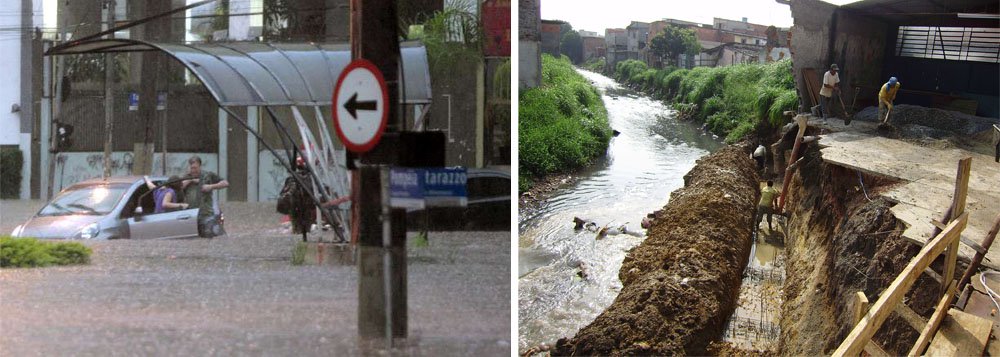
0,0,22,145
50,152,219,193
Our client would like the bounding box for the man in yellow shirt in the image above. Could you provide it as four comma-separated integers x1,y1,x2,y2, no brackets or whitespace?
879,77,900,123
756,180,779,232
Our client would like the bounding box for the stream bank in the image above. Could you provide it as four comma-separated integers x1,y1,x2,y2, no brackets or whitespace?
552,143,758,355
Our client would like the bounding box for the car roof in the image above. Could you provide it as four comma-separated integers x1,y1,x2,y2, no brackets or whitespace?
68,175,166,187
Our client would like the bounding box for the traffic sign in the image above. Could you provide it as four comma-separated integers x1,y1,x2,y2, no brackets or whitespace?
332,59,389,153
128,92,139,111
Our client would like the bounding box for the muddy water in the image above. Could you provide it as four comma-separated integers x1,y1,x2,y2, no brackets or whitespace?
518,69,722,351
720,224,787,351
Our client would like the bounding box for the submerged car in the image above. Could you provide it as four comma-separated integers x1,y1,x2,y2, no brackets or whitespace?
407,167,511,230
10,176,222,240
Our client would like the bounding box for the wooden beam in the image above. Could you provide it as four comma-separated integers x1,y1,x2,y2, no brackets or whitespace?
854,292,890,357
907,280,958,357
894,304,928,331
942,158,972,293
958,213,1000,291
853,291,869,324
923,267,943,285
832,212,969,357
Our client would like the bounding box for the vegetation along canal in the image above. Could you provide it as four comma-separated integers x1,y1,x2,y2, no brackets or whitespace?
517,68,723,351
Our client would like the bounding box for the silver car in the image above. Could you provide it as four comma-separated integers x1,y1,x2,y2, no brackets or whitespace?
10,176,219,240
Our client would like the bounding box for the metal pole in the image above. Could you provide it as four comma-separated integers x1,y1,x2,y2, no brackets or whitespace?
161,104,167,175
380,167,393,347
102,0,116,180
40,41,52,201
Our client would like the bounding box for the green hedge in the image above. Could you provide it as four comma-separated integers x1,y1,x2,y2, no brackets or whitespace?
0,148,22,199
1,236,92,268
519,55,613,191
613,59,798,143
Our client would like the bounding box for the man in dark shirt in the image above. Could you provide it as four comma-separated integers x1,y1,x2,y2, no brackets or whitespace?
182,155,229,237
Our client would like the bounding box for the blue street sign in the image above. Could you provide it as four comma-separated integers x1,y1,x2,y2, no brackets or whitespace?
128,92,139,111
156,92,167,111
389,167,425,209
423,167,467,207
388,167,468,209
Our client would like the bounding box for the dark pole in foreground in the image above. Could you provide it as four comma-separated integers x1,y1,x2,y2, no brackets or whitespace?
351,0,407,343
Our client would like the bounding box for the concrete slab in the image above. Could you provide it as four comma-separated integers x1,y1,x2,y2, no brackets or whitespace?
818,130,1000,269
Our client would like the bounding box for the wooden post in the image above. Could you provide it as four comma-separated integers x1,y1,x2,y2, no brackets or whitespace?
832,213,969,357
942,158,971,293
958,213,1000,291
777,115,808,212
907,281,958,357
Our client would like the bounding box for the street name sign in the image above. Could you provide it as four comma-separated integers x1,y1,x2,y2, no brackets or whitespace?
332,59,389,153
388,167,468,209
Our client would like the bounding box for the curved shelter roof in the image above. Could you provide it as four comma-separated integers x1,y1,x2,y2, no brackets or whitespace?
46,39,432,107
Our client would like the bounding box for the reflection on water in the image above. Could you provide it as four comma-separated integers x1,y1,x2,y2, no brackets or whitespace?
518,69,723,351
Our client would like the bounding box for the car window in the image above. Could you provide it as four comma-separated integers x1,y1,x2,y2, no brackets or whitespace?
123,185,157,218
38,184,130,216
467,176,510,200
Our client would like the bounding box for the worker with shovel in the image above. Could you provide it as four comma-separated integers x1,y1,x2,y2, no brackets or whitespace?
878,77,901,124
819,63,840,119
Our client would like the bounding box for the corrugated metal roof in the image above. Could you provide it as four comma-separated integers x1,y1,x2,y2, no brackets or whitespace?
46,39,432,107
841,0,999,27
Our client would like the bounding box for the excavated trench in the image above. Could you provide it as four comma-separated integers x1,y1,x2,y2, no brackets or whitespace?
547,122,962,356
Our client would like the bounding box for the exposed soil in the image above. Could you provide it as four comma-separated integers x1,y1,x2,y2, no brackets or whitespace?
778,143,953,355
553,143,759,356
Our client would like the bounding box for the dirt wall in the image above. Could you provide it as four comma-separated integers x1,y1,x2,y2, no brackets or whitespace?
553,143,759,356
779,144,942,355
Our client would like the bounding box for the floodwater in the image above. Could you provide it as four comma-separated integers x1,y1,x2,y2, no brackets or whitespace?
517,69,723,351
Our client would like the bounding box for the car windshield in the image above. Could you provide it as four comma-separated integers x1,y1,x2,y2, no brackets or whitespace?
38,184,130,216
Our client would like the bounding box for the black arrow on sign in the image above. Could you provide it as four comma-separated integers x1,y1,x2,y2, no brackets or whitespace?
344,93,377,119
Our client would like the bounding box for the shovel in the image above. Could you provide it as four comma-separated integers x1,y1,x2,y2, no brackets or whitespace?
877,104,894,133
837,90,851,125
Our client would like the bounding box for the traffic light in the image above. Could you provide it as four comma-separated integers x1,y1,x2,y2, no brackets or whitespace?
54,122,74,151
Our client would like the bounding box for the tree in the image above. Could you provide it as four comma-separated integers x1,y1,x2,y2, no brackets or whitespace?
649,25,701,67
561,31,584,64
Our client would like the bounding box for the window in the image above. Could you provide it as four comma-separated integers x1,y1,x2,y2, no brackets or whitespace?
896,26,1000,63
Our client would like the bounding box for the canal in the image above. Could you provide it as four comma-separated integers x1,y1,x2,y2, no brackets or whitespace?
517,68,724,351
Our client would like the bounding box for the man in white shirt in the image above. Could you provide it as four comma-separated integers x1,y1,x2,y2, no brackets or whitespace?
819,63,840,118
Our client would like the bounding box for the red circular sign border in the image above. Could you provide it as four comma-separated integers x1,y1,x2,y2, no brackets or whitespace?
332,59,390,153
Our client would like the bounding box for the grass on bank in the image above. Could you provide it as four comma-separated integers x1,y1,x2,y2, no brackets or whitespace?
613,58,798,143
519,54,613,192
0,236,92,268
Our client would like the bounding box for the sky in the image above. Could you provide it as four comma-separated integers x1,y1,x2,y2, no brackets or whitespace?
541,0,861,33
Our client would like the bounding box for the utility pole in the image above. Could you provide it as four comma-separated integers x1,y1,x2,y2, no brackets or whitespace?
102,0,116,179
351,0,406,344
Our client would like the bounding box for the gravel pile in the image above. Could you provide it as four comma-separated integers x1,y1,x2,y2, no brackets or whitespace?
854,104,998,136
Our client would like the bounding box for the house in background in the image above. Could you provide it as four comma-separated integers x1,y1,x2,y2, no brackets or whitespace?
581,31,605,62
605,28,627,70
540,19,564,57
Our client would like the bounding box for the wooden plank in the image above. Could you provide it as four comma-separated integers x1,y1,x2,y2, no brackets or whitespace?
865,341,891,357
943,158,972,293
854,291,869,324
925,309,992,357
832,212,969,357
907,281,958,357
924,267,944,285
959,213,1000,291
854,292,891,357
894,304,928,331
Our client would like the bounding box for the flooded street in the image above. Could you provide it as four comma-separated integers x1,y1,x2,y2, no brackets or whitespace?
0,201,510,356
518,69,722,351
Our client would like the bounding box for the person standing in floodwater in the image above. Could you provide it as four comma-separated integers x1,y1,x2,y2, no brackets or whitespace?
756,180,779,232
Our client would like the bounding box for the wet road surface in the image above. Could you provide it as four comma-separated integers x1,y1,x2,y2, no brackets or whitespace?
1,200,510,356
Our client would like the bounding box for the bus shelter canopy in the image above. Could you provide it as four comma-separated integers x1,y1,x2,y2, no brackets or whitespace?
46,39,432,107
